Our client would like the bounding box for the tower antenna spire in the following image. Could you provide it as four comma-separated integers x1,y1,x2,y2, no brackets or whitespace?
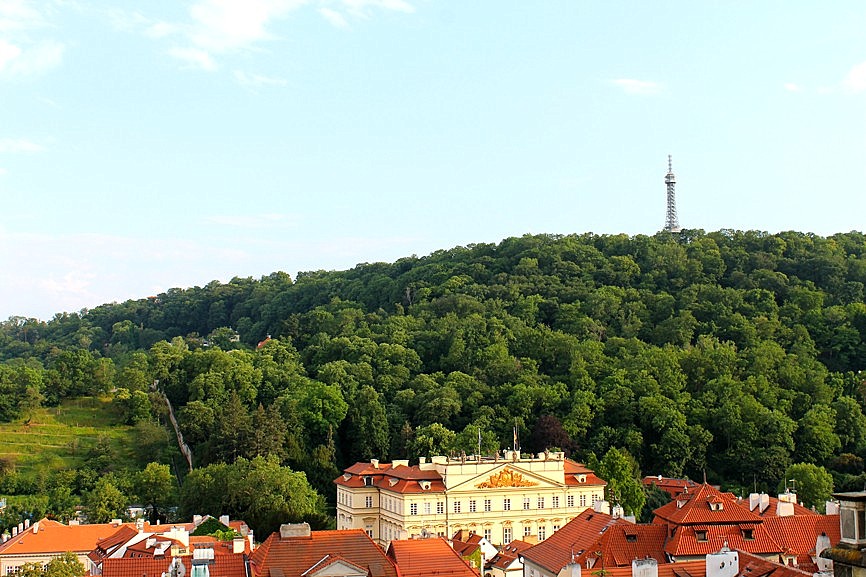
663,155,681,232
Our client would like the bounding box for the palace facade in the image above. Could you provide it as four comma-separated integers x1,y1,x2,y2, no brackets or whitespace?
334,451,607,548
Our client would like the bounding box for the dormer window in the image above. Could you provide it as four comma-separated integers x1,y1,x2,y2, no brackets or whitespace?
343,473,351,481
419,481,431,490
742,529,754,540
625,534,637,543
695,530,708,542
709,501,723,511
364,476,373,486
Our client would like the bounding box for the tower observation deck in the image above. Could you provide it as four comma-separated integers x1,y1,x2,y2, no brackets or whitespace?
663,155,681,232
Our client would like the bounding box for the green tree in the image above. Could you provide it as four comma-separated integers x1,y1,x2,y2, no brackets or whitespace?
782,463,834,512
45,552,85,577
136,462,176,524
592,447,646,516
408,423,456,460
86,477,127,523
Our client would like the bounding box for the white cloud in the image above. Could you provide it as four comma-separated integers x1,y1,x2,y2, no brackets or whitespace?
784,82,801,92
120,0,415,69
233,69,288,88
0,138,45,153
167,46,217,70
610,78,663,95
842,61,866,94
319,7,349,28
0,2,64,79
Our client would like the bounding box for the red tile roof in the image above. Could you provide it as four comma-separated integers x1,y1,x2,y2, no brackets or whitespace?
732,495,816,517
489,541,534,571
249,529,398,577
663,524,782,558
387,538,478,577
642,477,700,499
603,559,707,577
521,509,621,573
762,515,839,556
0,519,136,556
102,554,247,577
579,523,669,567
734,549,813,577
653,485,764,526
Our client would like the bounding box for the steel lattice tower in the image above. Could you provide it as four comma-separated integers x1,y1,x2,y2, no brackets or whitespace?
663,155,681,232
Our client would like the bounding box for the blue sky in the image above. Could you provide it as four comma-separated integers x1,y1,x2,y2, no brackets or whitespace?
1,1,865,321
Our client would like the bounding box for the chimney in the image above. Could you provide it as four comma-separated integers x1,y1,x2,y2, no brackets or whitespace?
12,527,17,537
706,548,738,577
826,501,840,515
593,500,611,515
419,457,426,464
111,519,122,526
748,493,759,512
776,500,794,517
193,515,203,526
17,523,23,534
371,459,380,469
32,522,38,534
815,533,832,572
136,518,144,531
219,515,230,526
632,558,658,577
24,519,30,529
393,460,409,468
759,493,770,513
558,562,581,577
279,523,311,539
232,538,244,554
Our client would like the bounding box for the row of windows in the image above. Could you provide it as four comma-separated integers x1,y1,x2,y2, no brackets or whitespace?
348,492,600,516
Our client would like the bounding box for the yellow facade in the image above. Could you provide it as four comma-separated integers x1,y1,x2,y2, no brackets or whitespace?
336,452,606,548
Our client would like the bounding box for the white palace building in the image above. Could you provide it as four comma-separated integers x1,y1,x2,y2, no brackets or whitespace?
334,451,607,548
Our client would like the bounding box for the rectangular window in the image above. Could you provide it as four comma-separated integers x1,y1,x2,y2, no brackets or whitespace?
484,529,492,541
539,526,546,540
580,494,586,507
503,498,511,511
410,503,418,515
524,526,532,537
537,497,545,509
469,500,477,513
424,503,431,515
454,500,461,514
552,496,560,508
437,501,444,514
504,527,512,543
553,524,560,533
484,499,492,512
567,495,574,507
365,496,373,508
523,497,531,510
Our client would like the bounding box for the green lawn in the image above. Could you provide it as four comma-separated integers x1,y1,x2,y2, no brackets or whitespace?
0,397,139,479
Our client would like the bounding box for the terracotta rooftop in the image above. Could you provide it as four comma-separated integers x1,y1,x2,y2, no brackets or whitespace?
0,519,136,556
603,559,707,577
488,541,533,571
387,538,479,577
102,554,247,577
762,514,839,556
577,523,669,567
653,484,764,526
663,523,782,557
643,477,700,499
249,529,398,577
521,508,621,574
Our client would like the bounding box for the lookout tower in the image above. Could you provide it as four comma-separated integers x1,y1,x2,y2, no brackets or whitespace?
663,155,681,232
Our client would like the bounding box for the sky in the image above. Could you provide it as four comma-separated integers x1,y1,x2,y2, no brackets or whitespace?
1,1,865,321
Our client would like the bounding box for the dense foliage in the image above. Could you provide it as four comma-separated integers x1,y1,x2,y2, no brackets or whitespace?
3,229,866,519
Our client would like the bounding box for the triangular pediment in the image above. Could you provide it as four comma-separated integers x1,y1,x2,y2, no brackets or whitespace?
449,463,565,491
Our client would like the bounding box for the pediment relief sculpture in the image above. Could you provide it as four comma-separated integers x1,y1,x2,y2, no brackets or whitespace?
476,468,539,488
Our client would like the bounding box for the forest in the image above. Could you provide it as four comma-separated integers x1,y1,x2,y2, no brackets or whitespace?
1,229,865,533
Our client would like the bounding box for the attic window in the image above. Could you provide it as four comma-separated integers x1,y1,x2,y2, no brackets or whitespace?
742,528,754,540
625,534,637,543
389,478,399,487
419,481,431,490
695,530,708,542
709,502,723,511
343,473,351,481
576,474,587,483
364,476,374,486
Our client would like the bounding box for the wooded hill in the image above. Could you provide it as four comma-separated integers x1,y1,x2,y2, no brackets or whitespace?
2,229,866,518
